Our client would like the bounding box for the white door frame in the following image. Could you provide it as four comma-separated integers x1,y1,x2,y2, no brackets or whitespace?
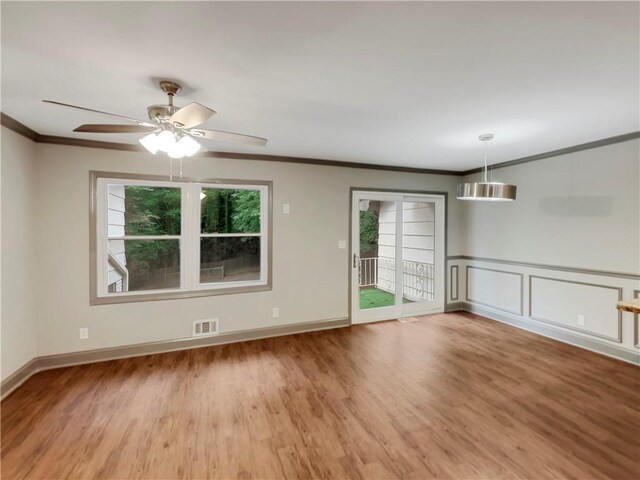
350,189,447,324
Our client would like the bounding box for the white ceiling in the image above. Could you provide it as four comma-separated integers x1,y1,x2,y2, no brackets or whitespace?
1,1,638,171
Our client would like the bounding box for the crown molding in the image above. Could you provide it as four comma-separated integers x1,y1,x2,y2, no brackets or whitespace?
2,112,639,177
1,113,461,176
199,150,459,175
0,112,39,142
37,134,144,152
461,131,640,176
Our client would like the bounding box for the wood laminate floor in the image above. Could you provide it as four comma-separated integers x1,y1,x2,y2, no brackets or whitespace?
2,312,639,479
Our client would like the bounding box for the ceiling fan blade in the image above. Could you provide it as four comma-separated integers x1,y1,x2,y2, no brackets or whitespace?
189,129,267,146
43,100,155,126
170,102,216,129
73,124,159,134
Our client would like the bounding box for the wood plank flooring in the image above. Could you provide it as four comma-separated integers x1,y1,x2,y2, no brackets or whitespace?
2,312,639,479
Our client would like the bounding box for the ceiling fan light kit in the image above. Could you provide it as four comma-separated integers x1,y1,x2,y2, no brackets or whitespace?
456,134,517,202
43,80,268,160
139,132,160,154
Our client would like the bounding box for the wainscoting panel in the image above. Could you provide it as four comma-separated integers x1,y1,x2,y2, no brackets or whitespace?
466,266,523,315
529,276,622,342
446,256,640,363
450,265,459,301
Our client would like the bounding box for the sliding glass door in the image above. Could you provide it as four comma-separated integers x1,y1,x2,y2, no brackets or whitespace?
351,191,445,324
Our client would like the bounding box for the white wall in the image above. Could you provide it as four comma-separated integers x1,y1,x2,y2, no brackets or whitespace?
29,138,463,359
449,139,640,358
463,140,639,272
1,128,38,381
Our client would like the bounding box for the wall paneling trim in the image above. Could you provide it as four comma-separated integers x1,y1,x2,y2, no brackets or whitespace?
465,266,524,316
450,265,459,301
529,275,623,343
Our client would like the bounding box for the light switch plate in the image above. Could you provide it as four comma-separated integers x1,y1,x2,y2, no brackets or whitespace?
338,240,347,249
283,203,290,214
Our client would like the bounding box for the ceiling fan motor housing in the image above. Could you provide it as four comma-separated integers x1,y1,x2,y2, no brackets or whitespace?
148,81,183,122
147,104,180,122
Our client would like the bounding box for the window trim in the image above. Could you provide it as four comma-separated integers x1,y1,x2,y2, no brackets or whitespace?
89,171,273,305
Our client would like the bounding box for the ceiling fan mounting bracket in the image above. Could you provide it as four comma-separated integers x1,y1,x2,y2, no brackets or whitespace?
159,81,182,97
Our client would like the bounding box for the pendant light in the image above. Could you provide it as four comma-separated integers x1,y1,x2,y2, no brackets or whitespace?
456,134,517,201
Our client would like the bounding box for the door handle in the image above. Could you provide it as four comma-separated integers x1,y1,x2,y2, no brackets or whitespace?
353,253,359,269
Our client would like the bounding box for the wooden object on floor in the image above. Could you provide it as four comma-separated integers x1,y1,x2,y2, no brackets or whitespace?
617,298,640,314
2,312,639,479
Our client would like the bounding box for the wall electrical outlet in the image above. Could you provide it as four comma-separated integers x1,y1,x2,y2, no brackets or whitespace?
272,307,280,318
283,203,290,214
577,315,585,326
79,327,89,339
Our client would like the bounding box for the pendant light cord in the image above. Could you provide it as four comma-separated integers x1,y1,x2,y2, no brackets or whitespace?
483,139,488,183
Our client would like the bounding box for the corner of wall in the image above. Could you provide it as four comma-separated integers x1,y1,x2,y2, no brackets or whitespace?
1,126,40,382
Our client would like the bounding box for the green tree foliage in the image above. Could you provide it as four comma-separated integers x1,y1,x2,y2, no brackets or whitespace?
124,186,181,236
359,210,379,253
199,189,261,273
201,189,260,235
201,188,233,234
123,186,181,283
231,190,261,233
121,187,261,288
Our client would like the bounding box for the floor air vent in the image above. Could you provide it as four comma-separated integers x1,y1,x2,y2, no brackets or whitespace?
192,318,219,337
398,316,419,323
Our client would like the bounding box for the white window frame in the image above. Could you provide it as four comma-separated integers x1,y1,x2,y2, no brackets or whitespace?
90,172,272,305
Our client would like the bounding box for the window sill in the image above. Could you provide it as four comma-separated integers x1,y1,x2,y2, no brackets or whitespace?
90,283,272,306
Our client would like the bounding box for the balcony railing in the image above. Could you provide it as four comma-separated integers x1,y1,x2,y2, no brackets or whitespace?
359,257,434,301
359,257,379,287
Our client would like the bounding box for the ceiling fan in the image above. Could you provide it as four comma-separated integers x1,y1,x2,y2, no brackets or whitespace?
43,80,267,158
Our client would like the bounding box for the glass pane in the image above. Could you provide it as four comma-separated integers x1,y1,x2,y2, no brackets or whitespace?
402,201,435,302
200,237,260,283
358,199,397,309
107,239,180,292
108,184,181,237
201,188,261,234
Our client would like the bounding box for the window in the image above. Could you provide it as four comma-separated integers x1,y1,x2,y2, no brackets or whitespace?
92,173,271,304
199,187,263,284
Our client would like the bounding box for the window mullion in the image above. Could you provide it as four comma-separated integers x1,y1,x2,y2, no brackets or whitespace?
182,183,192,291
